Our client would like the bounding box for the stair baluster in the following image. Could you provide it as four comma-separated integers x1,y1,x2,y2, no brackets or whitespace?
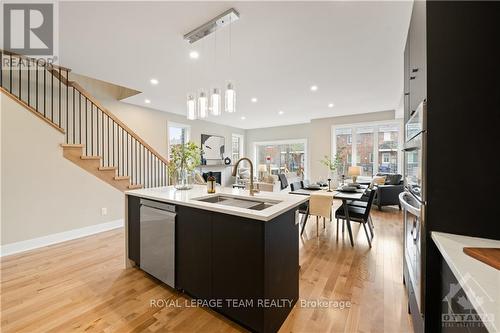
1,49,168,190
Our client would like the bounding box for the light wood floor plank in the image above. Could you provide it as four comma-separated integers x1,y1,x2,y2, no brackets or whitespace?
1,200,412,332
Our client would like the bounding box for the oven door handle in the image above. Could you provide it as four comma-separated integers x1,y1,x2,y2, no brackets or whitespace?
399,192,421,216
412,219,420,243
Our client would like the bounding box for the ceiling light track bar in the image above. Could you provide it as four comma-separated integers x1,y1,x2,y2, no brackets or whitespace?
183,8,240,44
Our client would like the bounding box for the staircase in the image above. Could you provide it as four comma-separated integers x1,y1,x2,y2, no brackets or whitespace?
0,50,168,191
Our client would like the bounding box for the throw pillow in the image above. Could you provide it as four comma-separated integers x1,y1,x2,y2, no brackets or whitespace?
386,174,402,185
370,176,386,188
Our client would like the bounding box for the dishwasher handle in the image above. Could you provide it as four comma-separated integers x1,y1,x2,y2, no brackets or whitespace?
140,199,176,213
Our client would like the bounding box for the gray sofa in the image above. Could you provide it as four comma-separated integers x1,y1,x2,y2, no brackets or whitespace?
373,173,404,210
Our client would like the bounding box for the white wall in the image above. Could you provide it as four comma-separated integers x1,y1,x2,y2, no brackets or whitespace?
246,110,399,181
1,93,124,246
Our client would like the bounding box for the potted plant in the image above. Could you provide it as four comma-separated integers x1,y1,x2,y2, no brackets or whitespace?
167,141,201,190
320,154,342,187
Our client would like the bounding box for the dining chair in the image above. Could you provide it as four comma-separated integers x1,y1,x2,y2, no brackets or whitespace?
278,173,288,190
290,181,309,228
290,181,303,191
347,188,375,231
335,188,376,247
309,192,333,237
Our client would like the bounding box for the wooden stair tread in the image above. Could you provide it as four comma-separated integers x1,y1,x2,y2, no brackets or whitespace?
80,155,101,160
99,166,117,171
114,176,130,181
61,144,84,148
128,184,143,189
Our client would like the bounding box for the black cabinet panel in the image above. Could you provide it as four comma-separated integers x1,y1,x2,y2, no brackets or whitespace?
176,206,212,300
127,195,141,264
263,209,299,333
174,205,299,333
212,213,265,331
404,37,411,123
425,1,500,240
404,2,500,332
408,0,427,114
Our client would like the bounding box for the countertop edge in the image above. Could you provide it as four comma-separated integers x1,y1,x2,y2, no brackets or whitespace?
125,190,308,222
431,231,500,333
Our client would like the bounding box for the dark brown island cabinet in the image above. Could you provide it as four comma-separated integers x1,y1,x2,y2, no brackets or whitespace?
403,1,500,333
127,195,300,333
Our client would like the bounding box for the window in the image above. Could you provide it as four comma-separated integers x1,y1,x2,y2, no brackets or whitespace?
254,140,307,178
168,122,190,158
355,126,374,176
332,122,402,177
335,128,352,176
232,134,244,162
378,124,399,173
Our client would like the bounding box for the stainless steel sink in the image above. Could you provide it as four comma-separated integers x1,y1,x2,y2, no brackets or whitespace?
194,195,281,211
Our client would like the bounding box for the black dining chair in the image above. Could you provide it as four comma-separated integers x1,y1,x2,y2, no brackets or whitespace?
290,181,311,234
347,188,375,231
335,188,376,247
290,181,303,191
278,173,288,190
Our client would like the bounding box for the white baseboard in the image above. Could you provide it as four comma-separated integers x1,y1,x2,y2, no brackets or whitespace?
0,219,124,257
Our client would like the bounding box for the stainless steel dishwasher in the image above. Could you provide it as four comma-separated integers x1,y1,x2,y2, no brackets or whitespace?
140,199,175,288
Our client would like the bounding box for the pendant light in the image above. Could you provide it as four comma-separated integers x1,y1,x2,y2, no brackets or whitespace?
210,88,221,116
224,14,236,113
225,82,236,113
209,29,221,116
184,9,239,119
198,90,208,119
187,94,197,120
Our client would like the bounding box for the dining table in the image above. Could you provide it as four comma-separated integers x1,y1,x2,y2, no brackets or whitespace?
289,185,368,246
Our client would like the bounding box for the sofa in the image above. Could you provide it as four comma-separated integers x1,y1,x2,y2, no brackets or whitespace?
234,168,302,193
373,173,404,210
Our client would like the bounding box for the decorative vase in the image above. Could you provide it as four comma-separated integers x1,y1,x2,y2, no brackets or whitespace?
174,168,193,190
329,171,339,189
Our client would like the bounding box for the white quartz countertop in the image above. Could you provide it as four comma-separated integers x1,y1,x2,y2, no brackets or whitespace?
431,232,500,333
125,185,309,221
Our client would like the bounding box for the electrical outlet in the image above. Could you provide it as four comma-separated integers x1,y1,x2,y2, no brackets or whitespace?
101,207,108,216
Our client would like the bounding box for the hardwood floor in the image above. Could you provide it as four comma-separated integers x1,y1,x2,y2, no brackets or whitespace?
0,201,412,332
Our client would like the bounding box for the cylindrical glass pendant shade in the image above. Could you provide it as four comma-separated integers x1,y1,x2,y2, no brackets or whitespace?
224,82,236,113
210,88,221,116
198,90,208,119
187,94,197,120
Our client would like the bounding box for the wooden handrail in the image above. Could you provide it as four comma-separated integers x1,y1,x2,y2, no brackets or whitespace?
0,86,65,134
1,49,170,176
0,49,72,72
70,81,169,166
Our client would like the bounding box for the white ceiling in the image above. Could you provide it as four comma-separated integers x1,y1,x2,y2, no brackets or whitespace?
59,1,412,129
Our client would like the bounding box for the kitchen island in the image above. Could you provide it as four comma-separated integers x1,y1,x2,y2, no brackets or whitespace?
125,185,308,333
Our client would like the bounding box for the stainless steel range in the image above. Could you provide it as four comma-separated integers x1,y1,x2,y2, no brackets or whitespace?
400,101,426,332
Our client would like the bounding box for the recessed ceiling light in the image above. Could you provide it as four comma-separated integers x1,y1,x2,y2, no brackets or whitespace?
251,97,258,103
144,99,151,104
150,78,159,85
189,51,199,59
240,116,246,120
278,110,284,115
328,103,335,108
310,85,318,91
